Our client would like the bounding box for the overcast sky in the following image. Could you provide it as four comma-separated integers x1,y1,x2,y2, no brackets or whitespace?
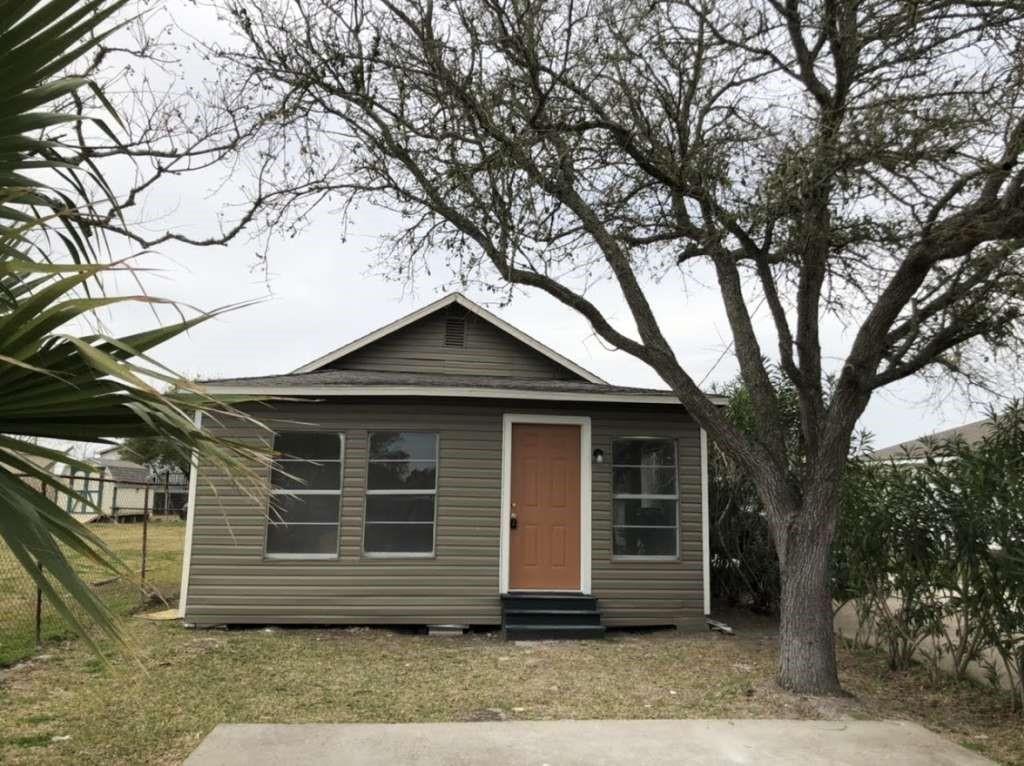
98,201,1001,452
87,3,1011,453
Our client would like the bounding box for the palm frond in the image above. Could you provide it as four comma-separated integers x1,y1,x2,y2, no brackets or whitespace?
0,0,271,655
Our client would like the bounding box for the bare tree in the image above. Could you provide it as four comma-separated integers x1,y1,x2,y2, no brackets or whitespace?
138,0,1024,694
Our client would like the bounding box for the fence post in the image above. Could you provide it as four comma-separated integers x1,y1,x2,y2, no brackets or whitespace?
164,471,170,515
140,484,150,605
35,563,43,649
36,483,46,649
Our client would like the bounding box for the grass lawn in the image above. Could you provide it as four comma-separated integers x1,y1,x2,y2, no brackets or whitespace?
0,519,186,666
1,610,1022,765
2,523,1021,764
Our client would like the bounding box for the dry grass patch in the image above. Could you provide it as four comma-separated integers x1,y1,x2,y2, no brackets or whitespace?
0,609,1021,765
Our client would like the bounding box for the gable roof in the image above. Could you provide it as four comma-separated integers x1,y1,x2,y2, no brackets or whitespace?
292,293,605,384
102,462,152,484
86,446,190,485
872,417,994,461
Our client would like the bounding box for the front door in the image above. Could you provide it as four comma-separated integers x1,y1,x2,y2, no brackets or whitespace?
509,423,581,590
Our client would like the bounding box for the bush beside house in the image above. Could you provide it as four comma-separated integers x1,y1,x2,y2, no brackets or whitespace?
835,406,1024,712
710,386,1024,712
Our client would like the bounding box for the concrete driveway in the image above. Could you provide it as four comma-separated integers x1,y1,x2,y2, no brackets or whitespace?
184,720,993,765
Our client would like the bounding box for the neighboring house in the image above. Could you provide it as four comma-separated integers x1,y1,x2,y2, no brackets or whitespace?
61,446,188,520
180,293,718,638
872,418,994,462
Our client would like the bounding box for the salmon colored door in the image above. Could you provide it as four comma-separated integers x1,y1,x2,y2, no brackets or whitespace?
509,423,581,590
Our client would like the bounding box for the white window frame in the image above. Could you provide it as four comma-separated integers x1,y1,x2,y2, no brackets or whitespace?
701,428,711,615
611,436,680,560
362,431,439,558
263,432,345,560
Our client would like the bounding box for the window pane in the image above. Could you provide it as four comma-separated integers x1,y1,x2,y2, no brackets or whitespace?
612,439,675,467
612,466,677,495
365,494,435,523
369,432,437,461
364,522,434,553
613,498,677,526
274,432,341,460
613,526,677,556
367,460,436,491
266,523,338,555
268,493,341,524
271,459,341,491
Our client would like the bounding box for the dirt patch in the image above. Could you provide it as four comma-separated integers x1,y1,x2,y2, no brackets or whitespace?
463,707,509,722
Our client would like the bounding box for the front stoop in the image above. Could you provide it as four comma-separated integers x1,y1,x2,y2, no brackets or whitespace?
500,592,606,640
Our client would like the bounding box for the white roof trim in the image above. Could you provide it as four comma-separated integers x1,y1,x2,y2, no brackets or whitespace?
202,383,726,407
292,293,606,384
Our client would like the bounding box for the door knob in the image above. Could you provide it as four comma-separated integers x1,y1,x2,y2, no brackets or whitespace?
510,513,518,530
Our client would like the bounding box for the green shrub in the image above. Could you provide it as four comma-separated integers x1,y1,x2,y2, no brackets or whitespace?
835,404,1024,712
710,375,1024,712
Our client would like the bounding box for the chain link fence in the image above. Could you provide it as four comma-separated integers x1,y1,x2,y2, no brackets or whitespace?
1,478,187,666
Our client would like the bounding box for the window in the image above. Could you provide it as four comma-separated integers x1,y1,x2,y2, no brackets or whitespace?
364,431,437,555
265,432,343,558
611,438,678,557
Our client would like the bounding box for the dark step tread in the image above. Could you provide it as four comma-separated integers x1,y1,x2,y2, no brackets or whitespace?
504,625,606,633
502,609,598,615
503,592,595,599
501,595,600,610
501,611,603,627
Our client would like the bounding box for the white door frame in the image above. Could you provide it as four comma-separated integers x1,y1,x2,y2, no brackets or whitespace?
499,413,592,595
700,428,711,616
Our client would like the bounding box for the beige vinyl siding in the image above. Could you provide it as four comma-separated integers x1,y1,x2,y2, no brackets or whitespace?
328,310,581,380
184,399,703,628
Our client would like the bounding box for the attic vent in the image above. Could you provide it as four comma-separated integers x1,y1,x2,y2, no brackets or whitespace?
444,310,467,348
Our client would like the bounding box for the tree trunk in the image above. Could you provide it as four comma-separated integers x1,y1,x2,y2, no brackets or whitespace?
776,519,844,695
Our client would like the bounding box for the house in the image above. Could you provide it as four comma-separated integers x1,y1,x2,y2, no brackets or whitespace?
61,446,188,520
179,294,716,638
872,418,994,462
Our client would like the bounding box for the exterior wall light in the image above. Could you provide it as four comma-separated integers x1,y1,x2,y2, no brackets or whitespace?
592,448,605,464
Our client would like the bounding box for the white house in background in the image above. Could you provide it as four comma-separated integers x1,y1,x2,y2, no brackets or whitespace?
61,445,188,521
872,418,995,462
